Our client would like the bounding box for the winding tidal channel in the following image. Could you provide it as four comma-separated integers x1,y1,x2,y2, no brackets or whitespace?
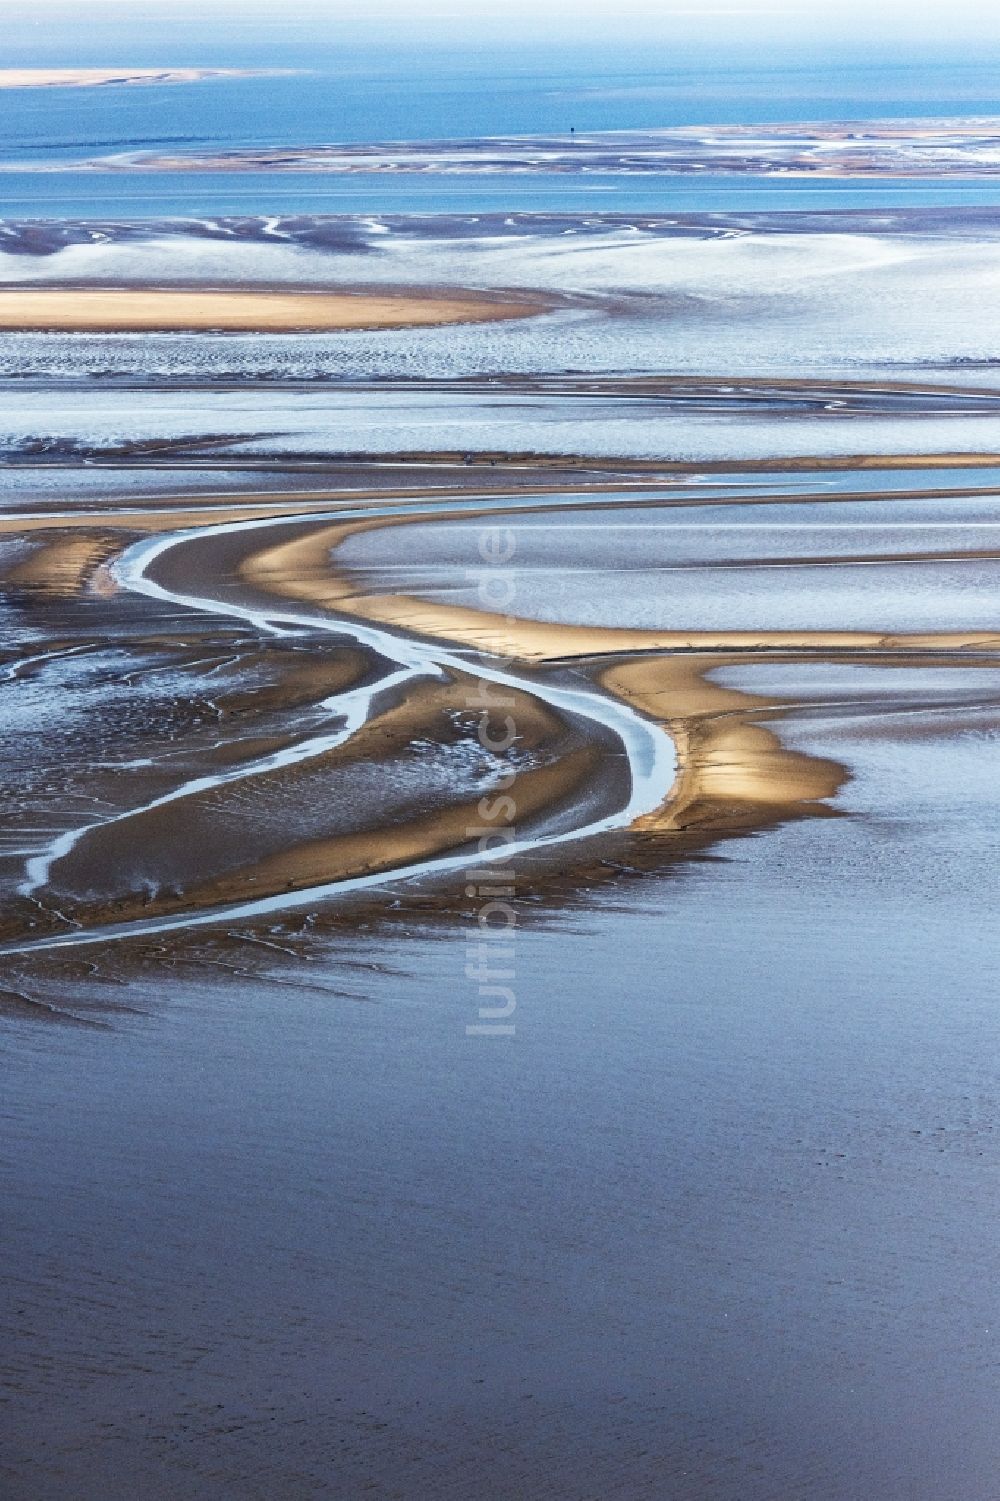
5,492,676,954
4,451,1000,965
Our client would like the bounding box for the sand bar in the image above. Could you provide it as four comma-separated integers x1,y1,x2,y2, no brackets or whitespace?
0,289,542,334
91,119,1000,177
0,68,255,90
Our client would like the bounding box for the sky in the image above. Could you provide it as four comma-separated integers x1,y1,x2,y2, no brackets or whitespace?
5,0,1000,63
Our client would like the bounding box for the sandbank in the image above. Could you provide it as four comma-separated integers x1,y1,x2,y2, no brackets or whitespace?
0,68,254,90
0,288,543,334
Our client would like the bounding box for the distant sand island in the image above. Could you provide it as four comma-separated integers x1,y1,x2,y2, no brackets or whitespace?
0,287,545,333
0,68,280,91
76,118,1000,177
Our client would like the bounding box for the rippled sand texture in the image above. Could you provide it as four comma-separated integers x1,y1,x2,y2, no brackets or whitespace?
8,212,1000,383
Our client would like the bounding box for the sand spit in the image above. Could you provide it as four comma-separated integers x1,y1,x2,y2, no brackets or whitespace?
3,530,129,597
246,515,854,844
602,653,847,835
242,514,1000,662
0,68,265,91
241,499,1000,855
0,288,544,334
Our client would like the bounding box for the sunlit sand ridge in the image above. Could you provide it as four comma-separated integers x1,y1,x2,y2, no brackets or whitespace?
5,439,1000,956
0,288,544,333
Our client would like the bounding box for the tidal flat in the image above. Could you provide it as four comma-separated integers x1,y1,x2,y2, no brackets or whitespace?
3,160,1000,1499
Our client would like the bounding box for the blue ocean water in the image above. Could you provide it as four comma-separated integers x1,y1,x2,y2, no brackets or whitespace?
2,45,1000,216
6,62,1000,162
3,170,1000,219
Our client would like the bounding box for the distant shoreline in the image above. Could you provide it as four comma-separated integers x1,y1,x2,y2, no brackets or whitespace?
0,67,290,91
59,118,1000,177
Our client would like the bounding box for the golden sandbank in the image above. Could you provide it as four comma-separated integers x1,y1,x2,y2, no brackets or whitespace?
0,289,542,334
239,506,1000,854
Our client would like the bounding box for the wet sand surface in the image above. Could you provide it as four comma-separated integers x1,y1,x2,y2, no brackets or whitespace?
13,453,1000,948
3,225,1000,1494
4,553,1000,1497
11,211,1000,386
88,120,1000,177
